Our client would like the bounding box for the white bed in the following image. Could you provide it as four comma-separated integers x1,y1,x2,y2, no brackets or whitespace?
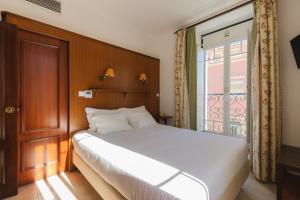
72,124,249,200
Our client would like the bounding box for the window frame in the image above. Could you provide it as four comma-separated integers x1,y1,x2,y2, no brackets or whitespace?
201,35,250,138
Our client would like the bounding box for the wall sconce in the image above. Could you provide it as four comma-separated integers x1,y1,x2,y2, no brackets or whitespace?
139,73,148,84
100,67,115,80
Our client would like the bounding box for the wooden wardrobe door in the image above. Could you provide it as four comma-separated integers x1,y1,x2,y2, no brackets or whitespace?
0,22,19,199
18,30,68,185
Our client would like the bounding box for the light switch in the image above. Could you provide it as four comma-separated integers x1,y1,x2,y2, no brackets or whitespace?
78,91,85,97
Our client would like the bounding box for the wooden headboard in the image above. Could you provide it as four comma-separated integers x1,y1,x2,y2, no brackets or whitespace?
2,12,160,135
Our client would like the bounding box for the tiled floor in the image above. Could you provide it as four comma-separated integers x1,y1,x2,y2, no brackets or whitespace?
6,171,276,200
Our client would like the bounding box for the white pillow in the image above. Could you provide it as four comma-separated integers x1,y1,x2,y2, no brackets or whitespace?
85,107,120,131
127,111,157,129
119,106,146,113
92,113,132,134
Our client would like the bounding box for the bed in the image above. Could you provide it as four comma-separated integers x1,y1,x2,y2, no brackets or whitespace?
72,124,249,200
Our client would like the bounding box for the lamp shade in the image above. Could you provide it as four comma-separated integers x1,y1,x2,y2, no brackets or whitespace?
104,68,115,78
139,73,147,81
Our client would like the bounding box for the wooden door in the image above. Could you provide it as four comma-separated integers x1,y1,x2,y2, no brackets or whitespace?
18,30,69,185
0,22,19,199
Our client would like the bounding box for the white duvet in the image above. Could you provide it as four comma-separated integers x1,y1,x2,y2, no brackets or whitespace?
72,125,248,200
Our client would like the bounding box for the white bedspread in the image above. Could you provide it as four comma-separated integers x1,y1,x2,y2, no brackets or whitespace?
72,125,248,200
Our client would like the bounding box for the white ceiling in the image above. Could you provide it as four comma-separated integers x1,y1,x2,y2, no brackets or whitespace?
71,0,249,34
5,0,249,34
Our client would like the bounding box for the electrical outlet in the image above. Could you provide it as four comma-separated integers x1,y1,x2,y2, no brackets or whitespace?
84,90,93,98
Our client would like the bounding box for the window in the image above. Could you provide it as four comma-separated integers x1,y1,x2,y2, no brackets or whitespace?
202,39,248,137
197,20,252,138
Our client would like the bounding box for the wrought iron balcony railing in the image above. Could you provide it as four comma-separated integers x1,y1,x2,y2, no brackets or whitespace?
205,93,247,137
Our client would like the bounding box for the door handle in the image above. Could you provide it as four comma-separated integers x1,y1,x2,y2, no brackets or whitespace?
4,106,16,114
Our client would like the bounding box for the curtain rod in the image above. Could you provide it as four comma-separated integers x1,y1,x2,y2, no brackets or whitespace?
174,0,254,34
200,17,253,48
202,17,253,38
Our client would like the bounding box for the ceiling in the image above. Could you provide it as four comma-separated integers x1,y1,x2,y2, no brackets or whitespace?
84,0,249,33
2,0,249,34
76,0,249,34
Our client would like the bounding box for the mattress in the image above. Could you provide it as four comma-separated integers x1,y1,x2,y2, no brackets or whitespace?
72,125,248,200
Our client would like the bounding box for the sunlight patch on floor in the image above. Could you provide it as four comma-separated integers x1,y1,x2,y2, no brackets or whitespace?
35,179,55,200
60,172,74,189
47,175,77,200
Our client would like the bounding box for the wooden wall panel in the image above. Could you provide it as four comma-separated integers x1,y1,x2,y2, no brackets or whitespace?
1,12,160,134
21,137,59,172
21,39,59,131
20,137,60,184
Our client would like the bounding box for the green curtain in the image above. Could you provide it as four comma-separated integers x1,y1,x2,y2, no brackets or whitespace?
186,27,197,130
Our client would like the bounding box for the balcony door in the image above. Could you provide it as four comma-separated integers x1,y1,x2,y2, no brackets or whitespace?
203,39,249,137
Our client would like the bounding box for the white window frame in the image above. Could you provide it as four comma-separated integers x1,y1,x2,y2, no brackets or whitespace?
200,23,251,137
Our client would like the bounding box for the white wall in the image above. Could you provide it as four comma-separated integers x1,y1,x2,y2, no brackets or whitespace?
145,33,176,122
156,34,176,123
279,0,300,147
0,0,176,123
